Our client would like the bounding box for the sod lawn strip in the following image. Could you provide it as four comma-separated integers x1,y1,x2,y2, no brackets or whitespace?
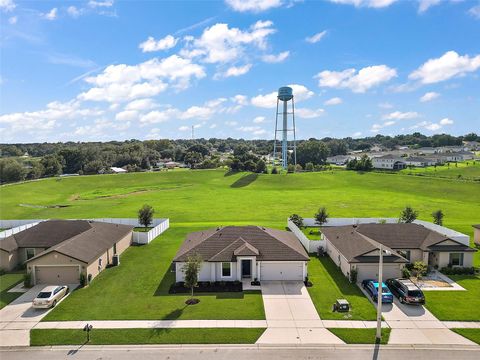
424,275,480,321
328,328,391,344
301,227,322,240
307,256,376,321
451,329,480,345
30,328,266,346
43,226,265,321
0,273,24,309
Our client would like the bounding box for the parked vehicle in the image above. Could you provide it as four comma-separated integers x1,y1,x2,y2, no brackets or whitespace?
32,285,69,309
386,278,425,305
361,279,393,303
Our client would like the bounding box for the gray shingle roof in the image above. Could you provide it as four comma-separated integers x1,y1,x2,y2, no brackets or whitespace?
174,226,309,262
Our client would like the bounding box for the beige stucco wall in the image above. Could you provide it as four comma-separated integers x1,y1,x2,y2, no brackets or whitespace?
27,251,86,284
474,228,480,246
0,249,18,271
18,247,47,264
436,252,473,268
325,238,352,279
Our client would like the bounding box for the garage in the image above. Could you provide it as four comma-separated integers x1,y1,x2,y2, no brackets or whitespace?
34,265,80,285
260,262,304,281
355,264,401,282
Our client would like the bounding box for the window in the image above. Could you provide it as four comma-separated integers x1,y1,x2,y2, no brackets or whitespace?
26,248,35,260
398,250,411,261
449,253,464,266
221,262,231,277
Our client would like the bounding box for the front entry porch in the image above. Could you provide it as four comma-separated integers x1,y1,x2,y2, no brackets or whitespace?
241,259,252,278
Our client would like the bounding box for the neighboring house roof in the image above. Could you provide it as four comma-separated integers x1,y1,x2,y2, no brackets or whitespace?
321,223,476,264
26,221,133,264
174,226,309,262
0,236,19,252
1,220,93,251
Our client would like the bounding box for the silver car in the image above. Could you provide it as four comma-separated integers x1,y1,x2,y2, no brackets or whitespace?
32,285,69,309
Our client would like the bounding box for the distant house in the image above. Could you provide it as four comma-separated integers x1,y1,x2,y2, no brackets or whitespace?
473,225,480,247
463,141,479,151
372,155,407,170
173,226,309,282
370,144,383,152
110,167,127,173
0,220,133,285
404,157,429,167
321,223,476,282
326,155,354,165
165,161,178,169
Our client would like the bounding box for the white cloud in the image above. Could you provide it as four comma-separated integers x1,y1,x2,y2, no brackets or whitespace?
382,111,419,120
139,35,178,52
0,0,16,12
180,21,276,64
115,110,138,121
261,51,289,63
74,118,130,139
305,30,327,44
295,108,325,119
371,120,396,133
210,123,217,129
251,84,314,108
88,0,114,8
420,91,440,102
8,15,16,24
324,97,342,106
231,94,248,106
226,120,238,126
178,105,214,120
253,116,266,123
67,6,82,18
469,4,480,19
140,109,175,124
43,8,58,21
352,131,362,137
378,102,393,109
145,128,162,140
410,118,454,132
238,125,268,136
78,55,205,102
315,65,397,93
418,0,441,13
409,51,480,84
179,125,190,131
125,98,157,111
216,64,252,78
225,0,283,12
327,0,397,8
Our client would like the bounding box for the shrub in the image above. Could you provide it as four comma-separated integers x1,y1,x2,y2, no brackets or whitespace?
413,261,428,279
271,167,278,174
349,269,358,284
399,206,418,223
440,267,475,275
287,164,295,173
305,162,314,171
402,267,411,278
289,214,304,228
23,273,32,288
79,273,86,287
0,268,5,276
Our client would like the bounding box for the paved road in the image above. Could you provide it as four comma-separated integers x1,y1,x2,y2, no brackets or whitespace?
1,345,479,360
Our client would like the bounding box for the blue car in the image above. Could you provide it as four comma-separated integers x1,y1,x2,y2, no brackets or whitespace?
362,279,394,304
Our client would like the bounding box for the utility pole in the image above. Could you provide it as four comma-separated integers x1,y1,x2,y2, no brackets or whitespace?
192,125,194,140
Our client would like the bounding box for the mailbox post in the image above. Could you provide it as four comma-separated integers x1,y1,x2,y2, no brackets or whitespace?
83,324,93,342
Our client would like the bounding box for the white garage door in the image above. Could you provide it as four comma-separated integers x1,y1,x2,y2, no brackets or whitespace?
356,264,401,282
260,262,303,281
35,266,80,285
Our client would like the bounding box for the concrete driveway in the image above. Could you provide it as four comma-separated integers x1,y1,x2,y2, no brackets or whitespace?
256,281,344,345
359,285,475,345
0,284,77,347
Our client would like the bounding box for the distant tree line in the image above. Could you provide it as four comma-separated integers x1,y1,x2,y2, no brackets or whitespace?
0,132,477,183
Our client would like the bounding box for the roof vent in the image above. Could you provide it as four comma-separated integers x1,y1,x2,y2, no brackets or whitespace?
353,224,357,228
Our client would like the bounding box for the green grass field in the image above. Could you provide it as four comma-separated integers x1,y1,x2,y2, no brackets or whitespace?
1,168,479,322
451,329,480,345
308,256,377,320
302,227,322,240
0,273,24,309
328,328,391,344
399,161,480,181
30,328,266,346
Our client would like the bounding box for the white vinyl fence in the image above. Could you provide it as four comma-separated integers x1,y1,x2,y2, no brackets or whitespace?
0,218,170,244
288,217,470,252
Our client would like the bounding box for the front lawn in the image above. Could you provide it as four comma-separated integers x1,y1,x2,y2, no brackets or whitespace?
0,272,24,309
328,328,391,344
43,226,265,321
30,328,266,346
301,227,322,240
424,275,480,321
133,227,153,232
451,329,480,345
307,256,376,320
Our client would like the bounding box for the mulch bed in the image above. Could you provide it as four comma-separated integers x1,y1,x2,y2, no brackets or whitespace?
169,281,243,294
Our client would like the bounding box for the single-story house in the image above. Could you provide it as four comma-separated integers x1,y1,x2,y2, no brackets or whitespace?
372,155,407,170
321,223,476,282
173,226,309,282
110,167,127,173
474,225,480,246
0,220,133,285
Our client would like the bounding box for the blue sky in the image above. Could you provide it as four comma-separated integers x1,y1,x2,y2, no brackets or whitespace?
1,0,479,143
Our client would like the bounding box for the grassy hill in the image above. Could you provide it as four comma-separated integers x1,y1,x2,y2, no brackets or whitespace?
1,168,479,265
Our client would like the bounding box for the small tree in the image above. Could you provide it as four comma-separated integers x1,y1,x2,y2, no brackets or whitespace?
399,206,418,223
289,214,304,228
412,261,428,279
138,204,154,228
182,253,203,303
305,162,314,172
432,209,444,226
315,207,329,226
255,159,266,173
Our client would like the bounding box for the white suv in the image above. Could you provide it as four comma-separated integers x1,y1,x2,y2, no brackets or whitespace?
32,285,69,309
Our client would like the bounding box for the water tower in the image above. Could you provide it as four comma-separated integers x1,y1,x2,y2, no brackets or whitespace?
273,86,297,169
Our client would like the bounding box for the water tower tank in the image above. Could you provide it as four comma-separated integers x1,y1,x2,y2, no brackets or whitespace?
278,86,293,101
